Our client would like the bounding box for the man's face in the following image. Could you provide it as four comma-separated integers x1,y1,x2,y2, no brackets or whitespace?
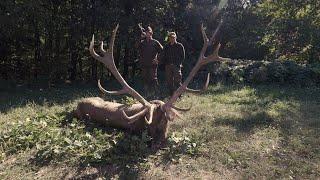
169,36,176,44
146,31,152,38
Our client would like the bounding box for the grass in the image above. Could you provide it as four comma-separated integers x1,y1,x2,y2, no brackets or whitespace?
0,83,319,179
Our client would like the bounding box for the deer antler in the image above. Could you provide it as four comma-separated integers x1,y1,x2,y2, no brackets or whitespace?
89,24,154,124
163,21,230,110
186,73,210,93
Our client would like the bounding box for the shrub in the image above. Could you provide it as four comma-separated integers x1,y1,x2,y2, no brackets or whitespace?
249,65,268,84
308,62,320,83
266,61,287,83
210,60,318,85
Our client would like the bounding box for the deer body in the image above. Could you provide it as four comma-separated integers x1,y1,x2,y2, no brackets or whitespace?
74,97,169,143
74,97,145,130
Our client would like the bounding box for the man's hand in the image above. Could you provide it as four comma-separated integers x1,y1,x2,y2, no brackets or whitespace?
141,32,146,38
138,23,146,38
138,23,144,31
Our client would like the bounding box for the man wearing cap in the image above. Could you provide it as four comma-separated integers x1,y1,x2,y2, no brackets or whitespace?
161,32,185,95
138,26,163,94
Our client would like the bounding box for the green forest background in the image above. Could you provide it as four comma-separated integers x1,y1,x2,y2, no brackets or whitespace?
0,0,319,86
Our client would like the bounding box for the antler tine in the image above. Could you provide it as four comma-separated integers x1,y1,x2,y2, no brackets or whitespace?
100,41,107,54
200,24,209,57
209,20,223,45
186,73,210,93
122,108,149,124
172,104,192,112
108,24,119,53
144,105,155,124
89,35,102,60
204,72,210,91
98,79,127,95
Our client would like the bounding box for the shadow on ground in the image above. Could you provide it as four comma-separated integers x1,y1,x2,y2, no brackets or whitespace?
214,111,274,134
0,79,144,114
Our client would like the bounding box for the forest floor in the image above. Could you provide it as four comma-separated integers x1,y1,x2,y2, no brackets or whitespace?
0,83,319,179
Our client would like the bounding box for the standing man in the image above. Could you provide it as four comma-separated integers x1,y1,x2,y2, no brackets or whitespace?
161,32,185,95
138,26,163,94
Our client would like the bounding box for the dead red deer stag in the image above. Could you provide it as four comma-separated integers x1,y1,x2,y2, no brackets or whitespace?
73,22,230,145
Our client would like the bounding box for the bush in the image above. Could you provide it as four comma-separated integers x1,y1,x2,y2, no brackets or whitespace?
249,64,268,84
266,61,287,83
210,60,319,85
308,63,320,83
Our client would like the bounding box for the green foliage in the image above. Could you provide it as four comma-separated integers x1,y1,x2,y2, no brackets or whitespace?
266,61,287,83
165,131,202,163
212,60,319,85
221,1,268,60
250,65,268,83
254,0,320,63
309,63,320,73
1,114,60,156
119,96,137,106
0,114,115,164
0,111,200,166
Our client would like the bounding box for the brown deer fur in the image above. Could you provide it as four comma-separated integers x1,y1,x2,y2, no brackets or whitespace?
73,97,172,144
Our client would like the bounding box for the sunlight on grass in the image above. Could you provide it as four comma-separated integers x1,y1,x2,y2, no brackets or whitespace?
169,84,320,178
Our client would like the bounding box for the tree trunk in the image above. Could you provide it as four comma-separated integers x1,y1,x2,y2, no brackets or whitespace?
48,0,58,87
123,43,129,79
33,18,41,79
69,4,77,81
